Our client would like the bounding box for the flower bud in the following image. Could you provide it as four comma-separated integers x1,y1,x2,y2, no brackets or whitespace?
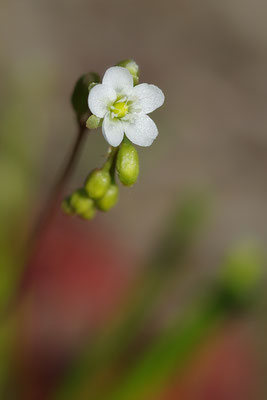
61,196,74,215
70,188,95,216
84,169,111,199
79,206,96,220
116,142,139,186
96,184,119,211
71,72,100,120
86,115,101,129
117,59,139,85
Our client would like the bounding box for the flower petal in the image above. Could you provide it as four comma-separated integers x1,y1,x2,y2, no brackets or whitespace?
102,114,124,147
102,66,133,93
132,83,165,114
88,84,117,118
124,113,158,147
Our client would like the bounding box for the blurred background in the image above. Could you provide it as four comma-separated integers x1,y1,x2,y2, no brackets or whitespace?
1,0,267,399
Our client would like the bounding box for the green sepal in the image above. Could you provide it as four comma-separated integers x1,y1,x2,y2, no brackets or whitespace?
86,115,101,130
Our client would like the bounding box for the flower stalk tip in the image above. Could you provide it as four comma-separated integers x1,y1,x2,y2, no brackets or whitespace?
63,59,164,221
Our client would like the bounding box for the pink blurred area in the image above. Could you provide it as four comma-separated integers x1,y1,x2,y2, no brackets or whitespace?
12,213,260,400
16,213,135,399
162,322,259,400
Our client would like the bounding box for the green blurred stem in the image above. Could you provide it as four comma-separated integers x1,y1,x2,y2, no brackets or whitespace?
33,123,88,235
4,124,88,319
100,243,264,400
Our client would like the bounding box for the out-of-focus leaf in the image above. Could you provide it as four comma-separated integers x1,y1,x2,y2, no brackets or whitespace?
53,194,210,400
219,242,264,307
0,315,17,397
106,244,264,400
108,298,225,400
150,193,210,273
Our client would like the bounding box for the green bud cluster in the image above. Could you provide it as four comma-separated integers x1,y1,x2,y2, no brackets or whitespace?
62,189,96,220
62,140,140,220
65,59,141,221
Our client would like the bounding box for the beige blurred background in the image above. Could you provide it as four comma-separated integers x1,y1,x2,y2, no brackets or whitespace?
1,0,267,260
1,1,267,398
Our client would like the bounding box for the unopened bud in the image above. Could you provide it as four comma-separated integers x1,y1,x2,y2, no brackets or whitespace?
117,59,139,85
116,142,139,186
80,205,97,220
70,188,95,215
84,169,111,199
96,184,119,211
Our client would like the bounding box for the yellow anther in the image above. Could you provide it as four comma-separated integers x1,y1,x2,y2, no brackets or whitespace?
112,101,129,118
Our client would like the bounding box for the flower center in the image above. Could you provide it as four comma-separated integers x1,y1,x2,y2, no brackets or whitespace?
111,100,129,119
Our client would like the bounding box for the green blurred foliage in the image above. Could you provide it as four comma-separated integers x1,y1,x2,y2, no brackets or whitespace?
0,64,57,389
53,195,264,400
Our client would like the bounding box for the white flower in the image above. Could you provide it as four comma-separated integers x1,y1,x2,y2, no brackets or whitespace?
88,66,165,147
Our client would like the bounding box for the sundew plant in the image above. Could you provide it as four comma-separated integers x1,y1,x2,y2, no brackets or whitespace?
0,59,264,400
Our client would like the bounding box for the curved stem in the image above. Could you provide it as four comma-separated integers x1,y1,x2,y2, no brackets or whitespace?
32,124,88,238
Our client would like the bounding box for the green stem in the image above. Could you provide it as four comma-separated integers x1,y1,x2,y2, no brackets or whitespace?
102,147,118,172
37,125,87,230
102,146,119,185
